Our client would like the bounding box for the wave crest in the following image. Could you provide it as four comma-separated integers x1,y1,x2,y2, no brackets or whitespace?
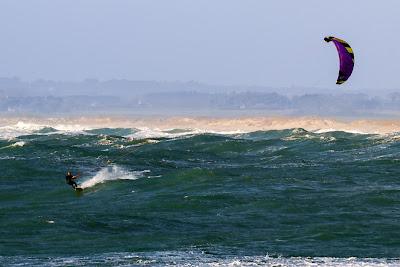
1,116,400,140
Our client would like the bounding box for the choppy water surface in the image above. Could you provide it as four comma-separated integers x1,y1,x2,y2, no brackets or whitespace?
1,123,400,266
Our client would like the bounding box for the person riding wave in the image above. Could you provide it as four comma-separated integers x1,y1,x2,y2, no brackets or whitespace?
66,171,80,189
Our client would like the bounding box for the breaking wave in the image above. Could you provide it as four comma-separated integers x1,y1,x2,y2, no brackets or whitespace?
1,252,399,267
1,116,400,140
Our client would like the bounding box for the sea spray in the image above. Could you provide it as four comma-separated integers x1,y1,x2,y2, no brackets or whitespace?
79,165,146,189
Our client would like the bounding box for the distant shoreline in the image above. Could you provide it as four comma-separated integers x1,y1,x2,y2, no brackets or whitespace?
1,115,400,134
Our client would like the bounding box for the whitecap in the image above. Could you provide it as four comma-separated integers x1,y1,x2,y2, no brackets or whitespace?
2,252,399,267
0,141,26,149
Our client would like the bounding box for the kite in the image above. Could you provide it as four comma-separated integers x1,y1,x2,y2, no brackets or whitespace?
324,36,354,85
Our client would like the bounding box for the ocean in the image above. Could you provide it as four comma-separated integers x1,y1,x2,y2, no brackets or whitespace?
1,119,400,266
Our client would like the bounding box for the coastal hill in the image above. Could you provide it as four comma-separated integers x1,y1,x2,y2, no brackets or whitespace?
0,77,399,117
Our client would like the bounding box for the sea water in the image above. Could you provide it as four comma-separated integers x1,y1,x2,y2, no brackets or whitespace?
1,121,400,266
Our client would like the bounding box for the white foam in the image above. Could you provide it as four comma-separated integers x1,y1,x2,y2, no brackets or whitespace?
314,128,370,135
0,156,15,160
126,127,199,139
125,127,245,140
0,122,201,140
2,252,399,267
0,124,40,139
0,121,92,139
79,165,146,189
0,141,26,149
11,141,26,147
13,121,45,131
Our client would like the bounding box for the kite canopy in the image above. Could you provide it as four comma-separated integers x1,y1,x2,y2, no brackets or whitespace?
324,36,354,85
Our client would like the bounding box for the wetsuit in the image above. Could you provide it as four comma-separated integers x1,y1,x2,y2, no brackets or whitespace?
66,174,77,188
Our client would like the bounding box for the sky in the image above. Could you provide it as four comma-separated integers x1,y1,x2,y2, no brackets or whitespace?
0,0,399,90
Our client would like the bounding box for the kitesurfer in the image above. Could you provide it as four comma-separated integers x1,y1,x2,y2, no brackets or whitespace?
65,171,80,189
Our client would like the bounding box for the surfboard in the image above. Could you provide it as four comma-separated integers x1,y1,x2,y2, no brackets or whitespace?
75,187,83,191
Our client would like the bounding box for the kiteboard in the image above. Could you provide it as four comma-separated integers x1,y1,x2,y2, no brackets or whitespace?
74,186,83,192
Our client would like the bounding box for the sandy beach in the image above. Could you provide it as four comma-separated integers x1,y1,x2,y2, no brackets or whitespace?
1,115,400,135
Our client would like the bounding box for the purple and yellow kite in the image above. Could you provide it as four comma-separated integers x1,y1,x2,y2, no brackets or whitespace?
324,36,354,85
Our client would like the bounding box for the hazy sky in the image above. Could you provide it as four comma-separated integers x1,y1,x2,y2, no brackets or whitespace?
0,0,399,90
